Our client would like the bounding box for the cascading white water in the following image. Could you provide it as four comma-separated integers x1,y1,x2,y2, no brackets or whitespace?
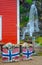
22,1,39,40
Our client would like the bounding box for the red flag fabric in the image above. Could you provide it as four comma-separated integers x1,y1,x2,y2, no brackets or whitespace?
2,47,20,62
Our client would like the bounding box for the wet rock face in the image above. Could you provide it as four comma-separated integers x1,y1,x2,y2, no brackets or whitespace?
20,0,42,37
33,1,42,36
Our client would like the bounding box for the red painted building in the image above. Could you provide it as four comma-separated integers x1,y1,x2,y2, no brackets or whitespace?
0,0,18,44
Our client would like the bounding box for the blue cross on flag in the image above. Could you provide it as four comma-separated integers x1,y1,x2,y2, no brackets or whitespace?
22,48,33,58
2,48,20,61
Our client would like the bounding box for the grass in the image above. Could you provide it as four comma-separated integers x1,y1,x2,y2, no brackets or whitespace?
37,52,42,56
36,37,42,43
0,57,2,61
35,37,42,46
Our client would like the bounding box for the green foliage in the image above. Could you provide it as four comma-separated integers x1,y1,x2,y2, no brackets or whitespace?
20,5,24,13
20,0,31,27
20,5,29,14
22,16,29,22
20,16,29,27
35,37,42,46
25,0,32,4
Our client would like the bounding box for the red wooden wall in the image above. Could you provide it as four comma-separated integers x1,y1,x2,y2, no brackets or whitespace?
0,0,17,44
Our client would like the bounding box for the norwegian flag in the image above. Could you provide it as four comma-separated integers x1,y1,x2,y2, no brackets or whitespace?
12,47,20,61
22,47,33,59
29,47,33,52
2,47,20,62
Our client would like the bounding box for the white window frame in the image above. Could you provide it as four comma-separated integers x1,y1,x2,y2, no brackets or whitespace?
17,0,20,44
0,16,2,41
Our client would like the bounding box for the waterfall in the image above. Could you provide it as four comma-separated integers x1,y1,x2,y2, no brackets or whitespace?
22,1,39,40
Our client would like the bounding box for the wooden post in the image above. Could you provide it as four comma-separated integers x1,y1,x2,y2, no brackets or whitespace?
0,43,4,56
